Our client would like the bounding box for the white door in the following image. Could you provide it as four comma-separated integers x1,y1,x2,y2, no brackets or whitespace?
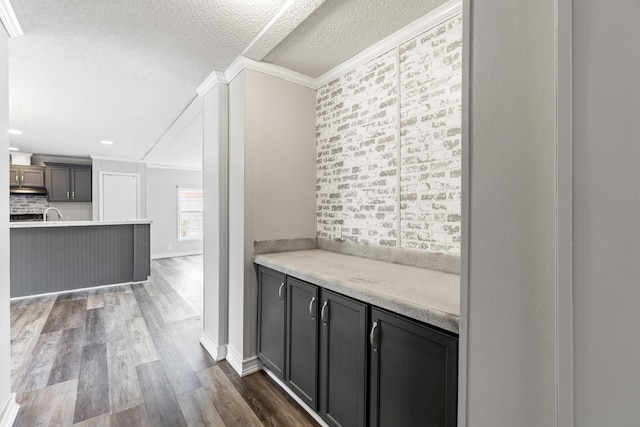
100,173,139,220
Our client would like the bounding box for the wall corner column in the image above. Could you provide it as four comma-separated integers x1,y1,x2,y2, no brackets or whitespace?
201,81,230,361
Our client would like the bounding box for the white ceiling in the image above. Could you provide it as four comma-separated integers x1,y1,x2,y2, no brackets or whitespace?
7,0,448,168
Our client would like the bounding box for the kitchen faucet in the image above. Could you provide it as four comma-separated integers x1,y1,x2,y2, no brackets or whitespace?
43,207,63,221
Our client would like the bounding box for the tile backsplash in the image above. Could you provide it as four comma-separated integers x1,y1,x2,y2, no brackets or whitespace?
10,195,49,214
316,14,462,256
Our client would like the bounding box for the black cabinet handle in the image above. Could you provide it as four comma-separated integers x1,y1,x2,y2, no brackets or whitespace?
309,297,316,319
278,283,285,302
370,321,379,352
321,301,328,324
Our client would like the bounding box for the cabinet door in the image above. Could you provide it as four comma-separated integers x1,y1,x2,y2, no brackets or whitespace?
9,167,19,187
319,290,368,427
257,266,287,380
47,167,70,201
369,308,458,427
286,277,318,410
71,167,92,201
21,167,45,188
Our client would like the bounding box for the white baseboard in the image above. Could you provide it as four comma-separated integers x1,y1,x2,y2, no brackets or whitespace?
0,393,19,427
199,331,227,362
226,345,263,377
151,249,203,260
263,368,329,427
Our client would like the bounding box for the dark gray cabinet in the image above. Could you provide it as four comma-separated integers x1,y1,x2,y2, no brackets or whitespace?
286,277,319,410
46,164,92,202
319,290,368,427
369,308,458,427
71,167,92,201
257,265,459,427
47,166,69,200
257,266,287,380
10,165,45,189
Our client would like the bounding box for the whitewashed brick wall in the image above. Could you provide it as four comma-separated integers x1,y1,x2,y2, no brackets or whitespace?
10,195,49,214
399,15,462,254
317,14,462,256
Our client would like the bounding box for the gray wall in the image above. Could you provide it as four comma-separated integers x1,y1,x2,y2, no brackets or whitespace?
573,1,640,424
146,167,203,258
465,0,557,425
227,69,317,368
0,27,12,420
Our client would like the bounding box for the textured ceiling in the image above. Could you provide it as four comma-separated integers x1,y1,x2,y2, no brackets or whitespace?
263,0,448,78
8,0,286,160
7,0,451,166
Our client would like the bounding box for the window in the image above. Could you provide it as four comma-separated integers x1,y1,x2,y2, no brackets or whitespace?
178,187,203,240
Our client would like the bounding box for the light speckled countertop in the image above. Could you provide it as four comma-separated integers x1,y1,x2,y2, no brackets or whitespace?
10,219,152,228
254,249,460,334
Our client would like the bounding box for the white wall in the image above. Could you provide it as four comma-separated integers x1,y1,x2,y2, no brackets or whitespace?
0,26,15,425
91,158,147,219
227,69,317,372
227,71,246,367
465,0,557,425
201,81,229,360
146,167,203,258
572,1,640,424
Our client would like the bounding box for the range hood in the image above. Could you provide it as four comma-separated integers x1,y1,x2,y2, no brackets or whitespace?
10,187,47,195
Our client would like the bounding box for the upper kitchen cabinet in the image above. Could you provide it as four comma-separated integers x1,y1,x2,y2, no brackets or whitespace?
46,163,92,202
10,165,46,190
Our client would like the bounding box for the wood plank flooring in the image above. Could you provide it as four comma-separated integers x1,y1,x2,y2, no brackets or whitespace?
10,255,319,427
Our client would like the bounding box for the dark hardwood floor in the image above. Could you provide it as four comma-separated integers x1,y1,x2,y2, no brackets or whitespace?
10,255,319,427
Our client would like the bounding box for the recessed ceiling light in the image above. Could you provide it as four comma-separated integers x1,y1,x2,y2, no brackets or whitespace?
100,140,114,145
9,147,19,151
8,129,23,135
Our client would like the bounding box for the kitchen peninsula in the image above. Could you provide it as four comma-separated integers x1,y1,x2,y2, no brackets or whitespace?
10,220,151,298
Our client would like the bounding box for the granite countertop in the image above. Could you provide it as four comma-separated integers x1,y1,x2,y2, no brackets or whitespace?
254,249,460,334
10,219,153,228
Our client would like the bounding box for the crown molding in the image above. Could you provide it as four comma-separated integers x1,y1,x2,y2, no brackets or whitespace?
200,0,462,92
0,0,22,37
315,0,462,88
223,55,246,83
196,70,227,96
146,163,202,171
90,155,146,164
224,55,316,89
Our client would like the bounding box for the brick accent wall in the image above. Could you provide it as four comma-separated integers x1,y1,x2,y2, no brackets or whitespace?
399,15,463,253
316,14,462,256
317,49,399,246
10,195,49,214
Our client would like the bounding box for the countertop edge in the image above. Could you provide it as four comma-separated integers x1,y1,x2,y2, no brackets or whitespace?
254,253,460,335
10,219,153,228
